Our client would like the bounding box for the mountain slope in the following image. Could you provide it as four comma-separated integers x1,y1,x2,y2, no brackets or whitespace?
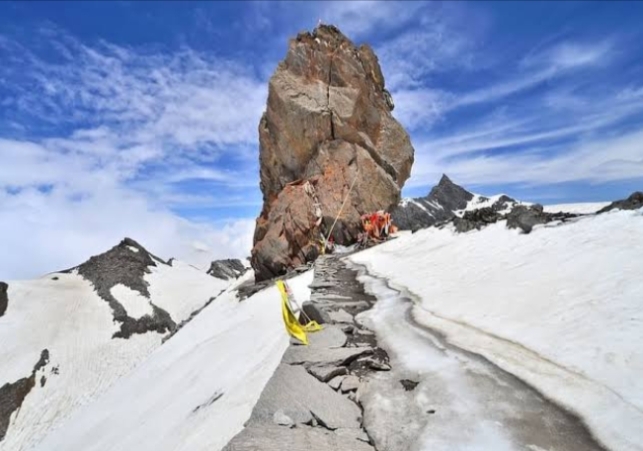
0,238,236,451
30,270,313,451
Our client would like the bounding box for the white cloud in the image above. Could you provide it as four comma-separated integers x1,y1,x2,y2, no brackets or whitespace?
390,37,620,133
522,40,614,71
408,122,643,189
0,30,266,279
0,182,255,280
320,1,426,39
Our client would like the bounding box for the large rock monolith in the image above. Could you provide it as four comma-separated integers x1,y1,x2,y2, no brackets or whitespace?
251,25,415,281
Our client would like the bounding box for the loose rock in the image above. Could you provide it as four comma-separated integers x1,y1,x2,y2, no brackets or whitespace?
207,259,247,280
273,410,295,428
340,375,361,393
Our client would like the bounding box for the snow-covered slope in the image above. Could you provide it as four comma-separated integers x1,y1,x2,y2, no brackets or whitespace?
32,270,313,451
350,206,643,451
0,239,238,451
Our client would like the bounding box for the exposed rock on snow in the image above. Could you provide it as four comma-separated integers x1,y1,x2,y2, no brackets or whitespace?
0,282,7,317
207,259,247,280
453,206,503,233
0,350,49,442
69,237,175,339
505,204,577,233
251,24,415,282
399,379,418,391
597,191,643,213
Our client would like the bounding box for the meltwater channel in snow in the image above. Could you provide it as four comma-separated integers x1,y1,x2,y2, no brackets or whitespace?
350,206,643,451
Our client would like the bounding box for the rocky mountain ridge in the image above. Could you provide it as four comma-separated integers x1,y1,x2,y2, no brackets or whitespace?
392,174,519,231
394,175,642,235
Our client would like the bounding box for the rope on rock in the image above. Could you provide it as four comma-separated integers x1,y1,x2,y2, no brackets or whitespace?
323,169,359,251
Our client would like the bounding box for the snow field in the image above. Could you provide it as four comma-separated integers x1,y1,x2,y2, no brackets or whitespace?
351,206,643,451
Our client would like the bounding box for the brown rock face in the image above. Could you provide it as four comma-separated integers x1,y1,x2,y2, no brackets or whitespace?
252,25,415,281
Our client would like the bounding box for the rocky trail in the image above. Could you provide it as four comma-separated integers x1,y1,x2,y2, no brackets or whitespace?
226,253,607,450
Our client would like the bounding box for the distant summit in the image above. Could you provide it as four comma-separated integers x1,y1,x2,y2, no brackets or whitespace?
391,175,517,231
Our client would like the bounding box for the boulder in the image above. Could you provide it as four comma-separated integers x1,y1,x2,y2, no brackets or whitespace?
597,191,643,214
251,24,415,281
506,204,549,233
505,204,576,233
207,259,247,280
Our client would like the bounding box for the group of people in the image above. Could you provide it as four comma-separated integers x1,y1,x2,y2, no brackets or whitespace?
357,210,397,247
317,210,397,255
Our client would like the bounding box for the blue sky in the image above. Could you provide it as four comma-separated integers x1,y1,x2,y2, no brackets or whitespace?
1,1,642,278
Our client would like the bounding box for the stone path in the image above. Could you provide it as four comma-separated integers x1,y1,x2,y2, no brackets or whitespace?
223,255,388,450
224,254,606,451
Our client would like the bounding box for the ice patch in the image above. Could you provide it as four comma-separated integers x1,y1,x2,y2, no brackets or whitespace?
127,246,139,253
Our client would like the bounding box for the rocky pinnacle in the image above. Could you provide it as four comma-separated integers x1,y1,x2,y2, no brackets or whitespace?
251,24,415,282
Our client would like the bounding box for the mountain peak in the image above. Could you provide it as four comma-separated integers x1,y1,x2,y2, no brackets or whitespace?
391,175,475,231
438,174,454,186
69,237,174,339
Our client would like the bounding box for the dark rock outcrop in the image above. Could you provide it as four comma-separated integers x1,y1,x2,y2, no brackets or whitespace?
0,282,7,317
0,350,49,442
207,259,247,280
597,191,643,214
505,205,578,234
453,207,503,233
251,24,415,282
68,238,176,339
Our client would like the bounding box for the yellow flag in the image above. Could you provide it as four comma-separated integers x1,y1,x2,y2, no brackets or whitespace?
276,280,309,345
